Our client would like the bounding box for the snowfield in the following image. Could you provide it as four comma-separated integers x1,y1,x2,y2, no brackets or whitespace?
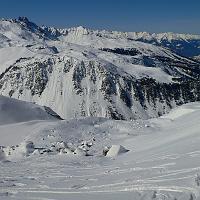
1,96,200,200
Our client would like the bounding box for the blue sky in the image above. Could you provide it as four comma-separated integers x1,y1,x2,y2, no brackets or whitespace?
0,0,200,34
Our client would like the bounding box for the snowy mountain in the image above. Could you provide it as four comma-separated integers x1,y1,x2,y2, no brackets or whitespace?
0,17,200,120
54,26,200,58
41,23,200,58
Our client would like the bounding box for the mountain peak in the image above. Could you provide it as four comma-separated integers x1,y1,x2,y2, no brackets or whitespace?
67,26,89,35
17,16,38,29
18,16,30,23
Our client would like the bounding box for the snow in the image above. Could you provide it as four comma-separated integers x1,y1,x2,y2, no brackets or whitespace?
161,104,196,120
60,26,200,43
0,95,59,125
3,141,35,160
1,100,200,199
0,46,34,74
0,45,189,120
0,95,60,145
0,18,200,199
106,145,129,157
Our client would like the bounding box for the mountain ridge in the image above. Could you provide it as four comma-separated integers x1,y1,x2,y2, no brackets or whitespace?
0,17,200,120
2,17,200,50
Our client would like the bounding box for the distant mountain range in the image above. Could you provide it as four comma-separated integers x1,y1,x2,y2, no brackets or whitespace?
0,17,200,120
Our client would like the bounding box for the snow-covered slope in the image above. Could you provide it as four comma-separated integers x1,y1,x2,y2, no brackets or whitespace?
1,101,200,199
0,95,61,145
0,17,200,120
0,95,60,125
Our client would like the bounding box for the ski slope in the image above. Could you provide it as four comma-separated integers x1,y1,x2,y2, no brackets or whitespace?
1,97,200,199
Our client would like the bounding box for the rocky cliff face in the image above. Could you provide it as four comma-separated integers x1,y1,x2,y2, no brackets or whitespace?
0,17,200,120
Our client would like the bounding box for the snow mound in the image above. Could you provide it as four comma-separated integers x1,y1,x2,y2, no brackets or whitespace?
0,95,61,125
2,141,35,160
74,148,87,156
106,145,129,157
18,141,35,156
